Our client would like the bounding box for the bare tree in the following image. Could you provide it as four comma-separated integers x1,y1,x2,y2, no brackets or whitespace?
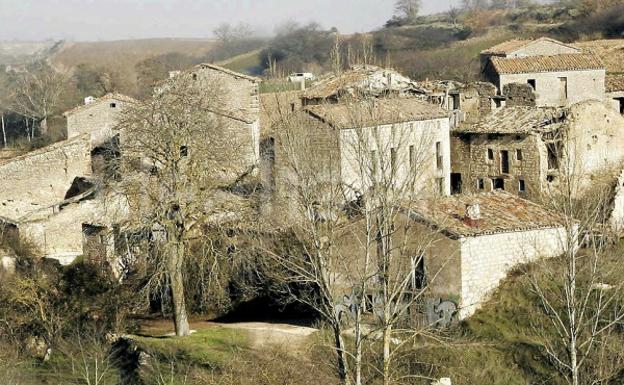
10,63,66,137
529,135,624,385
268,97,450,385
112,76,249,336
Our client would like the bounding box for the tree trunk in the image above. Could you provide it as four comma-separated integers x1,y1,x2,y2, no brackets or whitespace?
1,113,6,148
354,308,363,385
382,323,392,385
169,241,190,337
333,324,351,385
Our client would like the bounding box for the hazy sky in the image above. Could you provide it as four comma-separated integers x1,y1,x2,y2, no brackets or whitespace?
0,0,462,41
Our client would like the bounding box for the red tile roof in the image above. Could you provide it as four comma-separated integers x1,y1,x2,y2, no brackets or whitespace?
491,54,604,74
405,191,564,238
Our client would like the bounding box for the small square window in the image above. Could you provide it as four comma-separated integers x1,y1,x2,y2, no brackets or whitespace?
477,179,485,190
516,149,523,161
110,103,116,108
487,149,494,160
527,79,536,89
180,145,189,157
519,179,526,192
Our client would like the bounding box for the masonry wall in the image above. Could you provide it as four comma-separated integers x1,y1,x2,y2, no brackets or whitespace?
499,69,605,107
0,135,91,219
193,66,260,166
564,100,624,176
66,99,130,147
459,227,568,318
451,133,544,200
339,117,451,199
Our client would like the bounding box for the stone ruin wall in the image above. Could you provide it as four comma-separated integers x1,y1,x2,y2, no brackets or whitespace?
0,135,91,219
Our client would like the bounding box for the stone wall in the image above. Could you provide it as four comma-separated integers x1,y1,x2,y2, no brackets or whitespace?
499,69,605,107
459,82,497,124
564,100,624,177
0,135,91,220
339,117,452,198
66,98,131,147
459,226,569,318
503,83,536,107
451,133,544,200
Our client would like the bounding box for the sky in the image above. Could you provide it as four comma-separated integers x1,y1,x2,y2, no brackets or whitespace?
0,0,463,41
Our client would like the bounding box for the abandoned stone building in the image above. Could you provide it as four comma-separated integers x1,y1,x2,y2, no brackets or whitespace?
400,191,570,318
0,135,94,263
273,97,452,209
163,63,262,170
481,38,606,108
450,100,624,199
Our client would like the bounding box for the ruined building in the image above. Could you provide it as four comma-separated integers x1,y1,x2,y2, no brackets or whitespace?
451,100,624,199
163,63,261,170
481,37,606,108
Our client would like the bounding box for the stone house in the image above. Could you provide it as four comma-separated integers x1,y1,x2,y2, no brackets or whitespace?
451,100,624,199
606,75,624,115
399,191,570,318
274,97,452,206
481,38,606,107
162,63,262,170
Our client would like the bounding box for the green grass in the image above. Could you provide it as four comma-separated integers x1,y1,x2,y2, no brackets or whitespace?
134,327,249,369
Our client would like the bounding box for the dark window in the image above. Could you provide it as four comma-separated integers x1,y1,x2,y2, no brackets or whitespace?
547,175,556,183
487,148,494,160
477,179,485,190
411,255,426,290
110,103,116,108
492,178,504,190
500,150,509,174
180,145,189,157
617,98,624,114
527,79,536,89
516,149,523,161
192,73,198,80
559,77,568,101
436,141,443,169
546,143,560,170
451,173,462,195
519,179,526,192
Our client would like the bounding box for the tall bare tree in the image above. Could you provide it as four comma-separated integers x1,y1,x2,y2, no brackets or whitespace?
10,63,66,137
113,76,248,336
529,135,624,385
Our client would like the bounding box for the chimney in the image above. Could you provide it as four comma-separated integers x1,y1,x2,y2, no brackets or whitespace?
169,70,181,79
466,203,481,221
84,96,95,105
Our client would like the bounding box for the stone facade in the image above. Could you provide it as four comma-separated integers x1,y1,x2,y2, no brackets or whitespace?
452,101,624,200
166,64,261,169
65,94,136,148
498,69,605,107
0,135,91,220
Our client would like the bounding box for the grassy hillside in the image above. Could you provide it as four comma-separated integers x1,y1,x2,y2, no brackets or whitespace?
218,48,265,75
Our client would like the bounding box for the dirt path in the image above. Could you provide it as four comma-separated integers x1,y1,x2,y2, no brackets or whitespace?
138,318,318,351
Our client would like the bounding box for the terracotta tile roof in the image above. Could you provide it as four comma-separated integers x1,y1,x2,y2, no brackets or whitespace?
454,106,565,134
63,93,138,117
304,98,449,130
303,65,428,100
606,75,624,93
405,191,564,238
491,54,604,74
573,39,624,73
